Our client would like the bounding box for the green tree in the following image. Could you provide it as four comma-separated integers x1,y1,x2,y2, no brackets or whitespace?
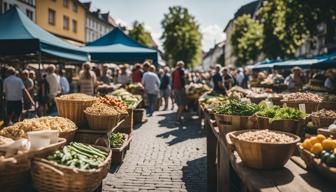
161,6,202,68
257,0,336,59
230,14,264,66
128,21,153,48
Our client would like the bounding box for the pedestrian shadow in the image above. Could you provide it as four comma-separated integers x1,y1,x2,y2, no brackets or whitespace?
182,156,207,192
156,112,205,146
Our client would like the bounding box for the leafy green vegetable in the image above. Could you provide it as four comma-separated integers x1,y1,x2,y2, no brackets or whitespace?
46,142,107,170
110,132,126,148
257,106,306,121
213,99,262,116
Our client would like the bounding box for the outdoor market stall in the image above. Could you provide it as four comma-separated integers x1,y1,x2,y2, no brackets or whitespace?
0,7,89,64
199,91,336,192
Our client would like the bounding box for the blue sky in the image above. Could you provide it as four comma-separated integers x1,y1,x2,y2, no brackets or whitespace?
83,0,253,51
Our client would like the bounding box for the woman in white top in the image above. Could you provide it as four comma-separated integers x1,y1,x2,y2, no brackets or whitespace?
79,62,97,95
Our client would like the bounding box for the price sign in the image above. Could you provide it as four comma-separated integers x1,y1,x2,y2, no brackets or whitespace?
299,104,306,113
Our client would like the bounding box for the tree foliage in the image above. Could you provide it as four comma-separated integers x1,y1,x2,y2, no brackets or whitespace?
161,6,202,68
257,0,336,59
128,21,153,48
230,14,264,66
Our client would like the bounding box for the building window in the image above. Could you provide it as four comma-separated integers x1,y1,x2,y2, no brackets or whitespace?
26,9,33,20
63,15,69,30
63,0,69,8
27,0,35,6
72,19,77,33
48,9,56,25
72,2,78,12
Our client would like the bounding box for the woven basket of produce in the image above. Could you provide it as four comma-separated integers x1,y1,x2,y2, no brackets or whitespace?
0,117,77,143
299,136,336,182
281,92,322,114
31,142,112,192
84,103,120,131
311,109,336,128
213,99,260,138
0,137,66,192
55,94,97,128
256,106,306,137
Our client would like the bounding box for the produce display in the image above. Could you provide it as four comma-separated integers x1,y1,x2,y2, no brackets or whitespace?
85,103,118,116
186,83,211,98
126,83,144,95
98,96,128,114
58,93,96,101
46,142,108,170
301,135,336,167
111,89,141,108
199,92,227,112
236,129,295,143
110,132,127,148
282,92,322,103
0,117,76,140
322,95,336,102
213,99,262,116
311,109,336,118
257,106,306,121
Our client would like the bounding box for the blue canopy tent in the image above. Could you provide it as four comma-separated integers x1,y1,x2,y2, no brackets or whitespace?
0,7,89,63
81,28,158,66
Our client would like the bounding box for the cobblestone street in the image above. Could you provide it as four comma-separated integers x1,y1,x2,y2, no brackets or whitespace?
103,107,207,192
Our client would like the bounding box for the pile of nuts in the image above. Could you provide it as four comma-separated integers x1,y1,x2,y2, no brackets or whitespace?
0,117,76,140
311,109,336,118
236,130,295,143
283,92,322,103
85,103,118,116
58,93,97,101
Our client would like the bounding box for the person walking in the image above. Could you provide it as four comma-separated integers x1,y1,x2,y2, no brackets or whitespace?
160,67,171,110
79,62,97,95
222,67,233,91
142,65,160,117
212,64,226,95
99,64,112,85
118,64,131,87
131,63,143,83
46,65,61,112
3,67,33,125
59,69,70,94
172,61,186,123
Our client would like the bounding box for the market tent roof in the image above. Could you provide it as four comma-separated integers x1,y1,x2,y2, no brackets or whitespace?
82,28,158,65
0,7,88,62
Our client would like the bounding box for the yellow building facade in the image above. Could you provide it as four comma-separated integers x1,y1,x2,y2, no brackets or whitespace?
36,0,85,44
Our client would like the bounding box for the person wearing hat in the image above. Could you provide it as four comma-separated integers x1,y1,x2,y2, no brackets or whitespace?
117,64,131,86
172,61,186,123
285,67,305,90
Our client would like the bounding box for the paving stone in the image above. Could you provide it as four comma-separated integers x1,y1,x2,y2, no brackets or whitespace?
103,104,207,191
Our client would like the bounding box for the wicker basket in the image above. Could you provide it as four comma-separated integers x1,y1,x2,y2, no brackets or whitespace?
55,97,97,128
311,116,336,128
214,114,256,140
0,138,66,192
281,100,319,114
85,112,120,131
318,101,336,110
257,116,306,137
59,129,77,144
247,96,267,104
31,145,112,192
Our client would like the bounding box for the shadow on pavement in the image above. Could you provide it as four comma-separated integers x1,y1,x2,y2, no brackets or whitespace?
182,156,207,192
156,111,204,146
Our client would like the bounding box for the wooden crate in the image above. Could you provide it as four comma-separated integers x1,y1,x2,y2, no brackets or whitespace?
112,134,133,164
74,129,109,145
116,108,133,135
133,108,145,125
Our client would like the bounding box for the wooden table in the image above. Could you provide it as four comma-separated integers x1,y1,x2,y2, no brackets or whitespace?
202,107,336,192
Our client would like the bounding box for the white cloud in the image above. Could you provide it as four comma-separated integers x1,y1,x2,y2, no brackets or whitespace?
201,24,226,52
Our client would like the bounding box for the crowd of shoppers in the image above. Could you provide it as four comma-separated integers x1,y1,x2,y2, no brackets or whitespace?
1,60,336,126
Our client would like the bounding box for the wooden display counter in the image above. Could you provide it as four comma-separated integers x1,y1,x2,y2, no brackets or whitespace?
202,107,336,192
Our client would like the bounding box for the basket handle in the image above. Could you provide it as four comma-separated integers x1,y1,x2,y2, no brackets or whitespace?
36,160,65,176
225,132,235,152
95,137,110,148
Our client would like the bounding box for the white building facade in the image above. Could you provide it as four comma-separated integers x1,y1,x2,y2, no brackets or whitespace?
0,0,35,21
